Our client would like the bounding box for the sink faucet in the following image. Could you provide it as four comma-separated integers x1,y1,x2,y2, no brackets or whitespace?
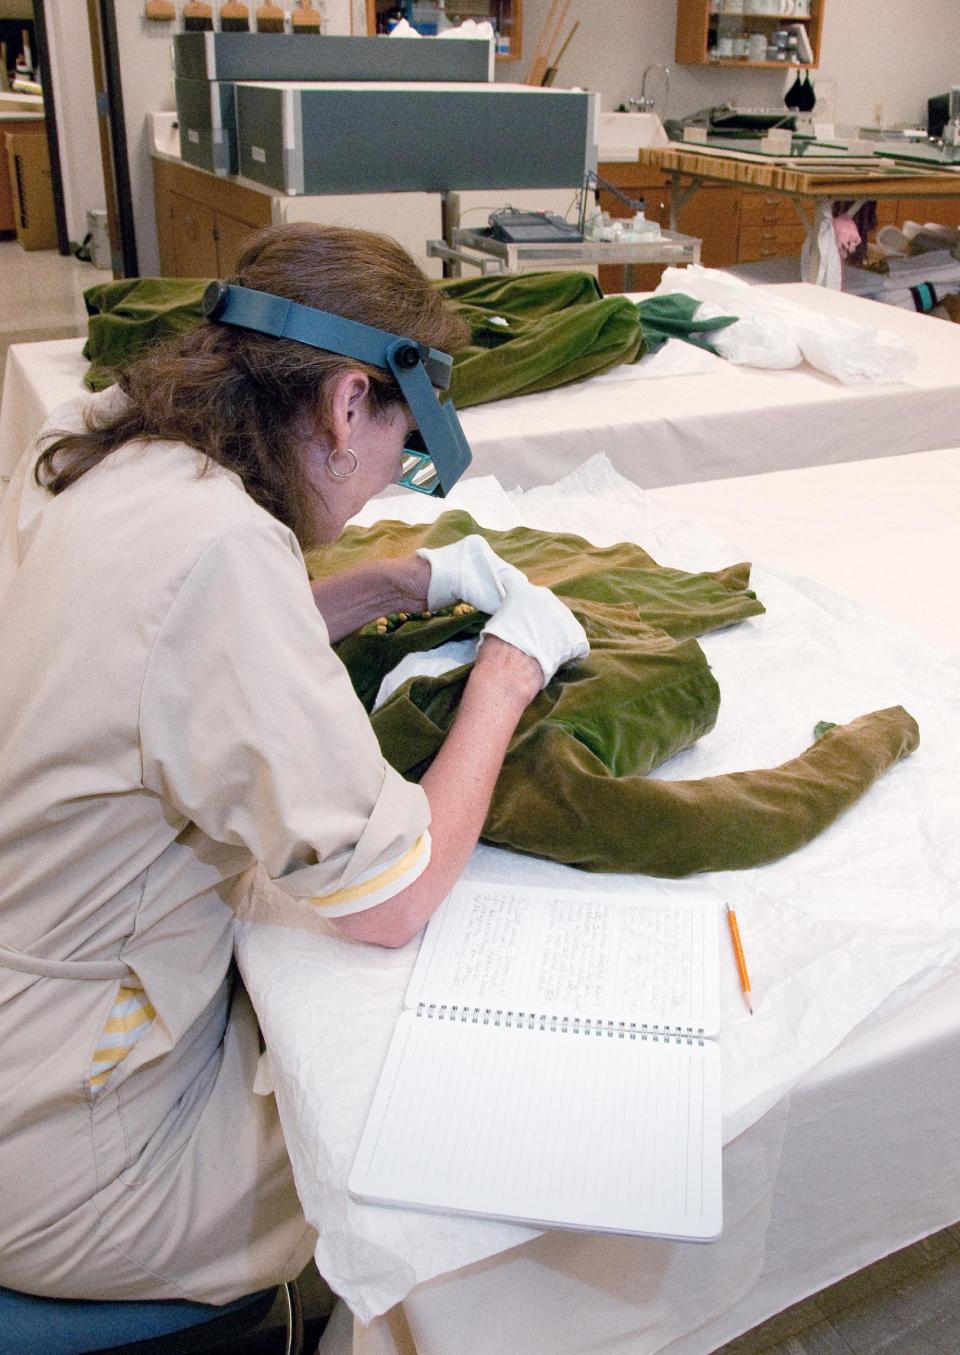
630,64,671,118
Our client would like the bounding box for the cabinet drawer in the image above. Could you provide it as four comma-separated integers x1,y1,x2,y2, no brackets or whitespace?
597,162,668,192
737,243,788,263
739,223,806,249
896,197,960,230
739,192,799,226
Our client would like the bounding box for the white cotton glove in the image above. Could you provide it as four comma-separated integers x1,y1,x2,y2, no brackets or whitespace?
417,535,528,614
478,579,589,688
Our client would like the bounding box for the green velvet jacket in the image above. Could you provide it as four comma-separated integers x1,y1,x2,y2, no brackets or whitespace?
309,513,919,877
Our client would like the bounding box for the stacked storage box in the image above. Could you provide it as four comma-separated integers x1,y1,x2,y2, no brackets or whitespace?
173,30,494,179
172,32,596,196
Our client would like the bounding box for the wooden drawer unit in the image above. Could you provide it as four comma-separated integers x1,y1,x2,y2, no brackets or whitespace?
740,192,802,227
738,221,807,261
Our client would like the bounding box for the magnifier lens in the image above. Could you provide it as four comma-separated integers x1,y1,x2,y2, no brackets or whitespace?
398,448,441,495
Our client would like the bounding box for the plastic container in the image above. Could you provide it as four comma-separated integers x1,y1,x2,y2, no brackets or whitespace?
87,208,111,269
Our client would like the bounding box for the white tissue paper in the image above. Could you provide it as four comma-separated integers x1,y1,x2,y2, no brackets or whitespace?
438,18,495,40
236,456,959,1324
388,17,495,40
386,17,420,36
589,336,722,383
655,265,918,385
373,639,478,711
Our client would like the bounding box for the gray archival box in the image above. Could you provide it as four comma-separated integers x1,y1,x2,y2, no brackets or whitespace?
175,79,237,176
235,83,597,195
173,31,494,84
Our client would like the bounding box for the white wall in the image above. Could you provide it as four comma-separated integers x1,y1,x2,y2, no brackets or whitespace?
112,5,178,276
817,0,960,128
500,0,959,130
42,3,104,245
104,0,352,276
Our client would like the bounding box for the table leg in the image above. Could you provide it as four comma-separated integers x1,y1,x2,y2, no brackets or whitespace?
668,172,700,234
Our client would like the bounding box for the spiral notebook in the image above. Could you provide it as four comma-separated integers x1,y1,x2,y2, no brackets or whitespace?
349,881,723,1241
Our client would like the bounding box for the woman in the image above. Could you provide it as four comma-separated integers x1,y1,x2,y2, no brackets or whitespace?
0,223,586,1305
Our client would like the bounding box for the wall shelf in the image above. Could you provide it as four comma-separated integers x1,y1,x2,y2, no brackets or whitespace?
366,2,522,61
675,0,825,68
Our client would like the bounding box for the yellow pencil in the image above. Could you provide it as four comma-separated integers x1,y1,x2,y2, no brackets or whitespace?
725,903,753,1015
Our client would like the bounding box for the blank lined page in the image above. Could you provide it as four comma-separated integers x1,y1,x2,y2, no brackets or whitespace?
349,1012,722,1240
407,882,719,1035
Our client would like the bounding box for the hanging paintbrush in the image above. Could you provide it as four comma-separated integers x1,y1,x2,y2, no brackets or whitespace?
144,0,177,19
255,1,286,31
291,0,322,33
182,0,215,30
220,1,250,30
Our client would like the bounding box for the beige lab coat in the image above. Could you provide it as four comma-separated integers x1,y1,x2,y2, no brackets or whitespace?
0,394,431,1302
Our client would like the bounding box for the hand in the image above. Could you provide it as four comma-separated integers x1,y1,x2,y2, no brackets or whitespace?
478,580,589,688
417,535,527,614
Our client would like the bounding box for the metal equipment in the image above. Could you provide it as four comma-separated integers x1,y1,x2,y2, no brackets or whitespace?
201,281,472,496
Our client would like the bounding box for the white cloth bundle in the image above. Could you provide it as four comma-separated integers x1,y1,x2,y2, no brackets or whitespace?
655,265,918,386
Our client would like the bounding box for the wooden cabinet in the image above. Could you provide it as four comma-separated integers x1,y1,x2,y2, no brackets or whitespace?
893,198,960,231
736,189,805,261
675,0,825,68
595,168,815,293
366,1,522,60
0,119,46,237
595,162,672,293
596,164,745,292
214,212,265,273
676,187,743,265
152,157,272,277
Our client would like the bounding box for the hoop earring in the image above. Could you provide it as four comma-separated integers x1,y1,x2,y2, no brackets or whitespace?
326,447,359,480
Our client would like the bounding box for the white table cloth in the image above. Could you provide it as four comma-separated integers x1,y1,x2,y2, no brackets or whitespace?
4,285,960,496
3,333,959,1352
0,337,90,490
234,454,960,1355
457,285,960,489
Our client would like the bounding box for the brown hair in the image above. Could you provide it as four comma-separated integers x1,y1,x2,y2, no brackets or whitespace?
34,223,469,545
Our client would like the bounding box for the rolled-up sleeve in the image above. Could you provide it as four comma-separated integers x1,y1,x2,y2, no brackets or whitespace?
139,516,431,924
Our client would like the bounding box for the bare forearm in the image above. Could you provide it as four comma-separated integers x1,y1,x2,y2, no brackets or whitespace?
332,640,540,947
311,557,431,643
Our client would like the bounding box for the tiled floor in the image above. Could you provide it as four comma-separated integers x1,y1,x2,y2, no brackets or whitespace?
0,238,112,399
0,237,111,335
712,1226,960,1354
3,240,960,1355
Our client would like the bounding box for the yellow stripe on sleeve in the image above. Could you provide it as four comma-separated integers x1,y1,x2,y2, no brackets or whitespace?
308,832,429,911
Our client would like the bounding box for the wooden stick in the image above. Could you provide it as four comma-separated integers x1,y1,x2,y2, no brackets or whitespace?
541,18,579,85
542,0,572,67
529,0,561,67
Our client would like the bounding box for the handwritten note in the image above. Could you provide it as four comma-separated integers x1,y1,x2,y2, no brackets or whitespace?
410,882,713,1032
